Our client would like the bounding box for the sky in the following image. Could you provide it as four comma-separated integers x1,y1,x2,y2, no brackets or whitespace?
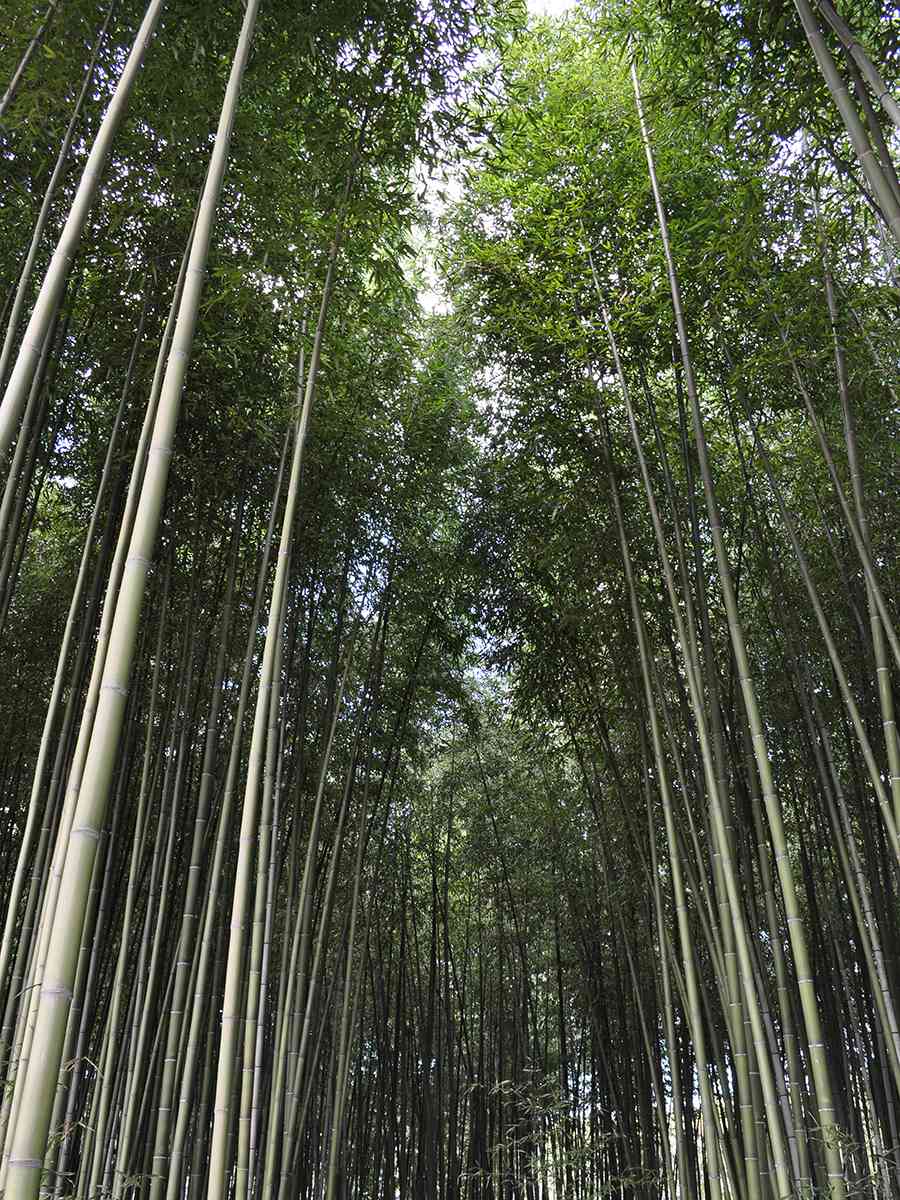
527,0,576,13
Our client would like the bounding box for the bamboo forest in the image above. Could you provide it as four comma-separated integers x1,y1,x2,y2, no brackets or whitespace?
2,0,900,1196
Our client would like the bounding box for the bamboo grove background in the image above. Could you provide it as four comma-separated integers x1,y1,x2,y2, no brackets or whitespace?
0,0,898,1197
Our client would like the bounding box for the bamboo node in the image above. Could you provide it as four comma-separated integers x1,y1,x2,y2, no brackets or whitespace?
72,825,101,841
41,984,73,999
